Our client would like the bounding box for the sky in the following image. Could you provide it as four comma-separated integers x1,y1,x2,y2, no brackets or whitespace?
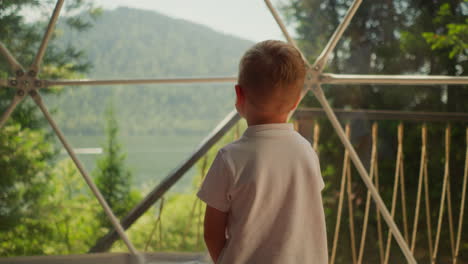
92,0,293,42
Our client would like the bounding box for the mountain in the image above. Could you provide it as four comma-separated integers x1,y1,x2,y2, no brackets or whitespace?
47,7,253,135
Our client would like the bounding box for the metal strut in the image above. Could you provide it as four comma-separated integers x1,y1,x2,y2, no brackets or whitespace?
313,0,363,72
0,94,25,129
30,0,65,74
45,77,237,87
321,73,468,85
0,42,24,73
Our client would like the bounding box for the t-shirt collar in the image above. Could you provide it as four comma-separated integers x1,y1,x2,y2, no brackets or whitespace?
243,123,294,137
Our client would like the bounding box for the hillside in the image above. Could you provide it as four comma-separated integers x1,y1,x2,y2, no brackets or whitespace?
46,7,252,135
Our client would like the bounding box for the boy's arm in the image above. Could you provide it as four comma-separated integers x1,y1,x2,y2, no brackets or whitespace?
203,205,228,263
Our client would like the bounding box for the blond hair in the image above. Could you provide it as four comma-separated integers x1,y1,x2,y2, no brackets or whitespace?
238,40,306,113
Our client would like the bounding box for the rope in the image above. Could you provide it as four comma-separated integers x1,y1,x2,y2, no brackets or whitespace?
424,139,434,260
432,124,453,264
357,122,379,264
181,195,199,248
158,200,164,249
346,149,358,264
383,123,405,264
196,193,204,246
399,129,410,244
410,125,427,253
181,155,209,248
446,151,456,260
330,124,351,264
145,197,165,251
410,124,437,263
196,155,210,246
313,122,320,152
453,127,468,264
375,138,385,264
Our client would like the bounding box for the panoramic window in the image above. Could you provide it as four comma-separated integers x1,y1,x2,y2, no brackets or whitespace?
0,0,467,263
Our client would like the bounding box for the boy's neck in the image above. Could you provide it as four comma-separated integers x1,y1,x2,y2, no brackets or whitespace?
246,114,289,126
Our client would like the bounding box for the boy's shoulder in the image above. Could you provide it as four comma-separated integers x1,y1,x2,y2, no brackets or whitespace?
219,130,317,160
218,136,247,153
215,140,240,165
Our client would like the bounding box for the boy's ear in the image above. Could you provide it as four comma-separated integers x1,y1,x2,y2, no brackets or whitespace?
235,84,244,104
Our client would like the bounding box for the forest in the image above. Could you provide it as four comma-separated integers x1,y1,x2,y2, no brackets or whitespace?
0,0,467,263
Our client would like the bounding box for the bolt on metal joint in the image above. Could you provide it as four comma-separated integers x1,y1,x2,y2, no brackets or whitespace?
17,90,25,97
35,80,42,87
16,70,24,77
10,80,18,86
28,70,36,77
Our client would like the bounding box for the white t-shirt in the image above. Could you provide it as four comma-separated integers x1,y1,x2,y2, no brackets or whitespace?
197,123,328,264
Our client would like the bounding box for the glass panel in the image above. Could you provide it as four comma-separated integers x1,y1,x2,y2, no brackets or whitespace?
2,0,467,262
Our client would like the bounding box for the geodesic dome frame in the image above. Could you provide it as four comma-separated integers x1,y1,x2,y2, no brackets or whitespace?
1,0,467,263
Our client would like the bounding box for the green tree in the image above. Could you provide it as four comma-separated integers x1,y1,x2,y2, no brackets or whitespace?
44,159,102,255
422,2,468,59
0,124,55,256
0,0,99,256
94,103,140,229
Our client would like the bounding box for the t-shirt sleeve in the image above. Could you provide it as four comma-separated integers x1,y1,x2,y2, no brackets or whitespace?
197,150,232,212
311,149,325,191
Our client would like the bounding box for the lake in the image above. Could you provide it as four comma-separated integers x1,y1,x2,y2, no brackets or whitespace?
56,134,207,196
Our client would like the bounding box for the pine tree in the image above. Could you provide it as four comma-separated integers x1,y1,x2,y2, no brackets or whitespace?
94,103,140,229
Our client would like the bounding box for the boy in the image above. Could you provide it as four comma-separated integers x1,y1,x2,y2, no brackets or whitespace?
197,40,328,264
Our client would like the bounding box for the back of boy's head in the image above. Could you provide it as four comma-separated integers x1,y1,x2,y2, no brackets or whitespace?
238,40,306,114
